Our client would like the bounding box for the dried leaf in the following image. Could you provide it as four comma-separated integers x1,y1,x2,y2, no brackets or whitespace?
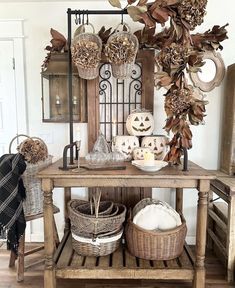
137,0,148,5
108,0,122,8
98,26,113,44
151,7,169,23
128,0,137,4
139,12,156,28
50,28,66,42
50,39,66,51
127,5,148,22
162,0,180,5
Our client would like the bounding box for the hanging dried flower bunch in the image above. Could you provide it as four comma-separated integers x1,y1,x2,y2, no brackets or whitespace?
108,0,228,164
105,35,137,64
71,39,101,68
18,139,48,164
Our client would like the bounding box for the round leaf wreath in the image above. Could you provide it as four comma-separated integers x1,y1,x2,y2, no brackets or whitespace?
108,0,228,165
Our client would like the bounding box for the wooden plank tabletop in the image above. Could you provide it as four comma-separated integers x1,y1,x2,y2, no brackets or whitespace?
37,158,215,180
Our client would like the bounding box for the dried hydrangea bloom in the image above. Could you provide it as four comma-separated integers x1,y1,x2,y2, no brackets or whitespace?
71,39,101,68
177,0,208,30
157,43,190,76
19,139,48,164
165,86,194,116
105,34,136,65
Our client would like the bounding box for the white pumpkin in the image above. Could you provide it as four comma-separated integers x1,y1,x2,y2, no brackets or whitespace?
112,135,139,161
141,135,168,160
132,147,152,160
126,111,154,136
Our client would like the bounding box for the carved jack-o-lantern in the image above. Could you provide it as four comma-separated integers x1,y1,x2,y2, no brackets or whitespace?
112,135,139,161
126,111,154,136
141,135,168,160
132,147,152,160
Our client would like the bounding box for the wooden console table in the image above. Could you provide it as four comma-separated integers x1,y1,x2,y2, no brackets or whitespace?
38,159,215,288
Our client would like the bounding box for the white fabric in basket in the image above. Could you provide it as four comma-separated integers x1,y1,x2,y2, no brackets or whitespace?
72,229,123,247
133,202,181,231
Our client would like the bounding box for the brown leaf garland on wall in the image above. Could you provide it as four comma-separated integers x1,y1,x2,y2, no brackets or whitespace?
108,0,228,164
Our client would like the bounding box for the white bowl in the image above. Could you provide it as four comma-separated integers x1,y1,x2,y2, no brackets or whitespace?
132,160,168,172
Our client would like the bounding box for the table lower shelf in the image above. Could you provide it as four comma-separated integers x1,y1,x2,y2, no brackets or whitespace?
54,231,195,280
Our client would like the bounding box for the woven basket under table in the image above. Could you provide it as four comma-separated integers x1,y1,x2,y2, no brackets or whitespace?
71,228,123,257
125,198,187,260
68,199,126,236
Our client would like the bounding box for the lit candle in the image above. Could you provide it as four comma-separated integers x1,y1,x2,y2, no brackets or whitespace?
143,151,155,166
112,120,117,138
76,126,81,142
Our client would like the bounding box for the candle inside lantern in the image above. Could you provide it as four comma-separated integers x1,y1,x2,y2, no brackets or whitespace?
143,151,155,166
55,95,61,105
112,120,117,138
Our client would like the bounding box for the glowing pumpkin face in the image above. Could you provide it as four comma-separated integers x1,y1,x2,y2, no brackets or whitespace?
141,135,168,160
126,111,154,136
112,135,139,161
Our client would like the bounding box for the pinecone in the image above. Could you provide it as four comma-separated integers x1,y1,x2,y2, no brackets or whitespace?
157,43,189,76
165,86,193,116
177,0,207,30
71,40,101,68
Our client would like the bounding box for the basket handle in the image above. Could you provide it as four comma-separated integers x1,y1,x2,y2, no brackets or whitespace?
9,134,30,153
90,188,102,219
73,23,95,39
9,134,48,157
114,22,130,33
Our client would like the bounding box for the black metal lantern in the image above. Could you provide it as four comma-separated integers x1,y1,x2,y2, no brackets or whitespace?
41,53,87,123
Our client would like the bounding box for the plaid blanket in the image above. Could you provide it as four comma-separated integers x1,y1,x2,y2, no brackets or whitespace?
0,153,26,254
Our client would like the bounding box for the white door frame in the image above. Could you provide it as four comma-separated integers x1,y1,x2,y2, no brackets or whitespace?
0,19,30,240
0,19,27,135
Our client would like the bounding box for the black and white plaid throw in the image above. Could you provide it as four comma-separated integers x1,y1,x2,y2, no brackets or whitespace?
0,153,26,254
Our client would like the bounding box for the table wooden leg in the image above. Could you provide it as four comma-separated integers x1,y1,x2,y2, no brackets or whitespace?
64,187,71,233
207,188,214,250
227,196,235,282
176,188,183,213
43,179,56,288
193,180,210,288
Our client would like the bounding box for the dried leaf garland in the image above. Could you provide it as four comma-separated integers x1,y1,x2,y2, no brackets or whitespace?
107,0,228,164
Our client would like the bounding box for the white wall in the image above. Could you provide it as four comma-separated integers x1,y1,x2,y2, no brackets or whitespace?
0,0,234,243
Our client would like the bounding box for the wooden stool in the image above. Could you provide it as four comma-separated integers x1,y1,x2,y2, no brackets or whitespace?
208,175,235,283
8,206,60,282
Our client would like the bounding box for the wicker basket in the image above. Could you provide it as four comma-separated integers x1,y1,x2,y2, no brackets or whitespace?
75,199,114,216
71,23,102,80
125,198,187,260
71,228,123,257
9,134,52,216
106,26,139,80
68,199,126,237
